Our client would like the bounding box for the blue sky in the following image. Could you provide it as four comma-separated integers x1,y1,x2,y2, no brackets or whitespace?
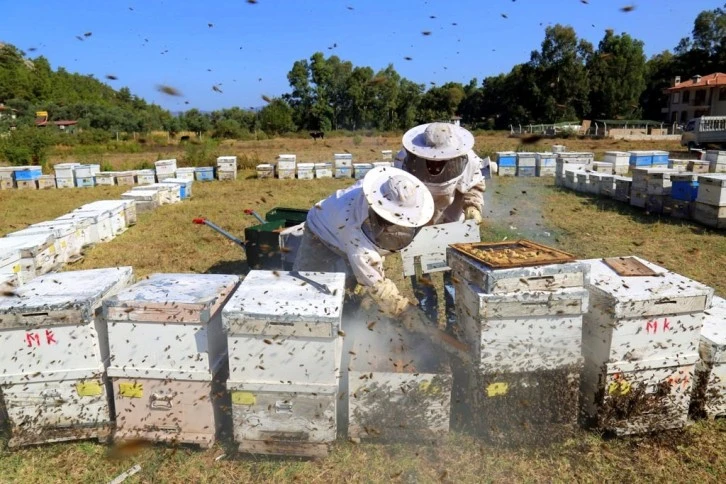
2,0,722,111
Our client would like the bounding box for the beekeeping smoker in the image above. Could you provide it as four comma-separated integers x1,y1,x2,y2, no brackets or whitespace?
395,122,490,329
293,166,434,320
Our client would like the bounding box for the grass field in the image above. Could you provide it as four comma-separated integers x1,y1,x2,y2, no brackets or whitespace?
1,134,724,483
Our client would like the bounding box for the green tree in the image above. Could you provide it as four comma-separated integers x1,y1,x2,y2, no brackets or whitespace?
258,98,295,135
587,32,647,119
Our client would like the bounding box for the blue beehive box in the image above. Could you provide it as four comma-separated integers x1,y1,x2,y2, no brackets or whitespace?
13,166,42,181
195,167,215,181
517,167,536,177
652,151,669,166
629,151,653,167
75,176,95,188
497,152,517,168
671,173,699,201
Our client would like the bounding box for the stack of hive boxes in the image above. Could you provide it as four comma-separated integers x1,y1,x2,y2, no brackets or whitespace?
692,296,726,419
645,168,678,214
256,164,274,179
14,166,43,190
6,221,83,266
664,172,699,219
216,156,237,180
222,270,345,457
104,274,239,448
74,164,100,188
604,151,630,175
613,176,632,203
580,257,713,435
353,163,373,180
296,162,315,180
154,159,177,182
535,152,556,177
496,152,516,177
0,233,59,284
276,154,296,180
334,153,353,178
0,268,133,447
314,162,333,178
516,152,536,177
693,174,726,229
447,247,590,445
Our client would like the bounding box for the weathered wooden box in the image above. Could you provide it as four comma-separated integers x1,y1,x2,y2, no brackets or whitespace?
217,156,237,172
691,296,726,419
116,171,135,186
38,175,56,189
645,194,666,214
135,169,156,185
630,188,647,208
95,173,117,186
592,161,614,173
16,180,38,190
256,164,274,179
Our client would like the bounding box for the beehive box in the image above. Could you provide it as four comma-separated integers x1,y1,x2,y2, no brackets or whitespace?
13,166,42,181
297,162,315,180
276,154,296,171
116,171,135,186
277,168,296,180
175,167,196,181
132,183,180,205
599,174,616,197
135,169,156,185
696,174,726,206
155,159,178,175
6,223,83,265
691,296,726,419
669,159,690,172
592,162,614,174
613,176,632,202
156,173,175,182
16,180,38,190
0,234,59,284
105,274,238,448
55,177,74,189
75,177,95,188
646,170,676,196
195,167,215,182
645,195,665,214
692,202,726,229
223,270,345,457
334,166,353,178
333,153,353,167
517,166,536,177
576,172,592,194
94,173,117,186
348,327,452,443
498,166,516,177
159,177,193,199
652,151,669,166
55,211,109,246
38,175,56,189
0,250,22,281
551,144,566,153
629,151,654,167
372,161,393,169
604,151,630,167
589,173,608,195
630,188,647,208
563,168,579,189
663,199,693,219
0,267,133,447
217,156,237,172
688,160,710,173
53,163,80,180
73,165,97,179
353,163,373,180
217,170,236,181
671,173,699,201
536,153,556,177
381,150,393,160
78,200,137,230
314,163,333,178
496,152,517,168
73,204,125,238
705,150,726,163
0,178,14,190
516,152,536,168
121,190,160,213
557,152,593,165
582,356,697,435
255,164,274,179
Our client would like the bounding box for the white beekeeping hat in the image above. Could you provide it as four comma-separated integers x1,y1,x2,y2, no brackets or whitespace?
362,166,434,228
402,122,474,160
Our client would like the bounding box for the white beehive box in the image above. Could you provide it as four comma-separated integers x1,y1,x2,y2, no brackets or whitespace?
69,208,117,242
516,152,536,168
353,163,373,180
223,270,345,457
53,163,80,179
372,161,393,169
557,152,593,165
80,200,137,228
175,167,196,181
348,324,452,443
314,162,333,178
105,274,239,448
0,234,59,284
630,188,647,208
116,171,135,186
135,169,156,185
217,169,237,181
0,267,133,447
613,176,632,202
6,222,83,264
696,174,726,206
121,190,161,212
277,168,295,179
297,162,315,180
454,282,588,373
161,177,193,199
381,150,393,160
693,296,726,419
604,151,630,166
600,174,616,197
0,250,22,281
646,171,675,196
576,172,592,194
55,176,74,189
588,173,609,195
581,355,698,435
155,159,178,175
256,164,274,179
37,175,56,189
276,154,296,171
583,257,713,362
592,161,614,174
39,217,93,250
688,160,711,173
447,249,589,294
333,153,353,167
132,183,180,204
552,144,566,153
73,165,97,179
693,202,726,229
669,159,690,172
75,201,129,236
217,156,237,172
94,172,117,186
55,211,110,246
705,150,726,170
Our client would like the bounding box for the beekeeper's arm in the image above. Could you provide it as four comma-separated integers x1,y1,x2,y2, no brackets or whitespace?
346,245,411,318
460,151,486,223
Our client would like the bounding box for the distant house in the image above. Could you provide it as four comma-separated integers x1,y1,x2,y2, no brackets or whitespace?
665,73,726,123
35,118,78,132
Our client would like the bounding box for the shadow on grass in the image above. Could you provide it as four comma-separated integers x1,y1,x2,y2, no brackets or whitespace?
554,187,722,235
204,259,251,276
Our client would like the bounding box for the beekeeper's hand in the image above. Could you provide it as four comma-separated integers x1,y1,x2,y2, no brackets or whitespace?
360,278,411,319
465,206,482,224
490,161,498,174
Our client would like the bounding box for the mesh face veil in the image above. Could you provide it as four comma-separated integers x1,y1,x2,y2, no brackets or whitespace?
361,208,420,252
402,151,468,184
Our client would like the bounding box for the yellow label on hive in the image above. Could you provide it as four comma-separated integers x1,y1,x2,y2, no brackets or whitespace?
418,380,441,395
48,245,56,255
60,240,67,249
76,381,103,397
486,382,509,397
12,264,20,273
119,382,143,398
608,380,631,396
231,391,256,405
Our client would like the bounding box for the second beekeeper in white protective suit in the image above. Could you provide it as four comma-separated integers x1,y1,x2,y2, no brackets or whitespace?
292,166,435,320
395,122,492,330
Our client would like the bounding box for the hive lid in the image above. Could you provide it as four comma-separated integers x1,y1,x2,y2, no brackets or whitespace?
583,257,713,317
698,174,726,187
7,223,75,239
78,200,134,212
0,267,133,328
0,233,55,258
104,273,239,323
223,270,345,334
0,248,21,267
54,213,97,228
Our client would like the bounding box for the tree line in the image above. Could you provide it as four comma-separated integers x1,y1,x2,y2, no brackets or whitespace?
0,4,724,140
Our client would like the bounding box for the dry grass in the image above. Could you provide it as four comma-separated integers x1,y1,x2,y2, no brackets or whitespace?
1,134,724,483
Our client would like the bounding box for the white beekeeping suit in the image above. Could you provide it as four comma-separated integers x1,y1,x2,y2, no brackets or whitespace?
394,122,490,224
293,166,434,318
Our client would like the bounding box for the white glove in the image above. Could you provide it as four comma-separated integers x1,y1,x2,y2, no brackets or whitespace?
360,278,411,318
465,206,482,224
490,161,498,174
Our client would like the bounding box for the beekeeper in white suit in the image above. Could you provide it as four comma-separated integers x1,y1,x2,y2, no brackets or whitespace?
395,122,491,330
293,166,435,320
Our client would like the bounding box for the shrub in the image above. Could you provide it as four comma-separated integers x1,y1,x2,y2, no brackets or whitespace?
0,127,53,167
352,135,363,146
181,138,219,167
